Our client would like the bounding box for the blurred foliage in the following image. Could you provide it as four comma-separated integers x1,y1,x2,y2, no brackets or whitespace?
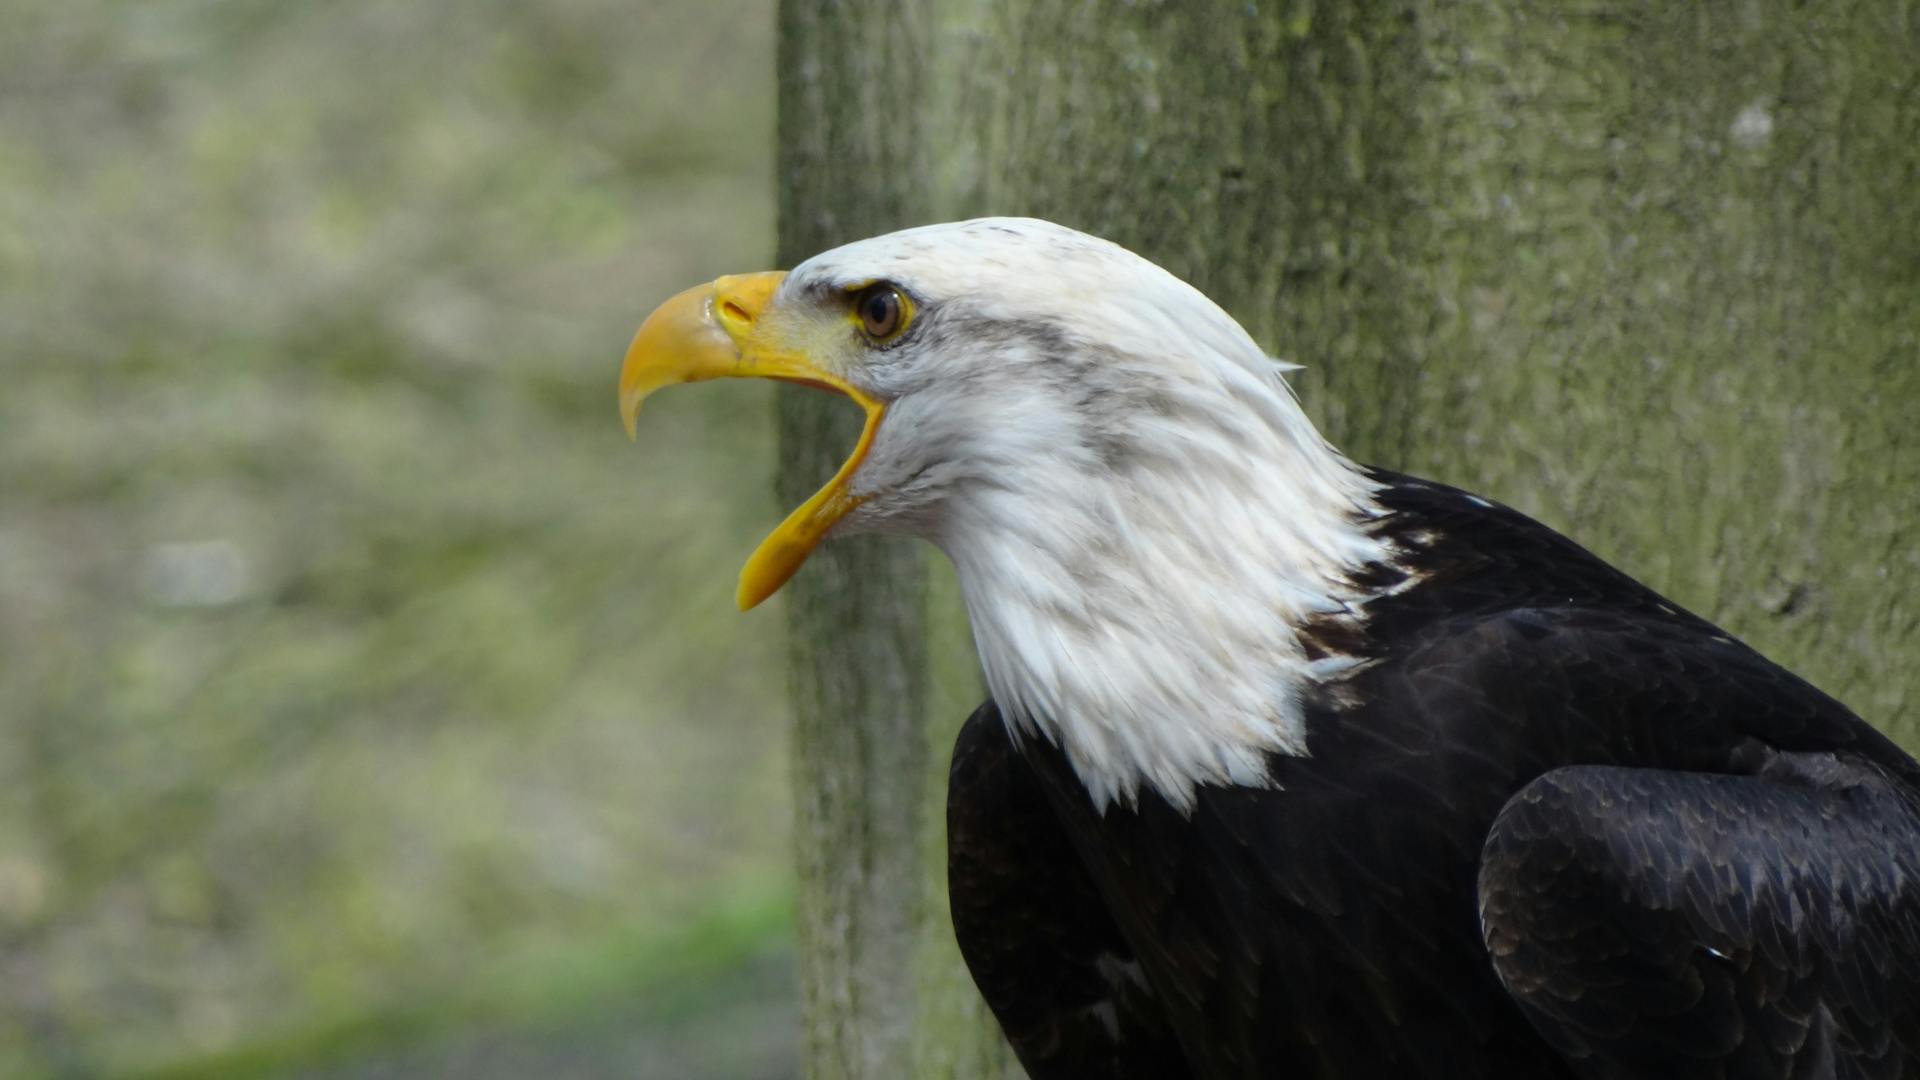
0,1,791,1075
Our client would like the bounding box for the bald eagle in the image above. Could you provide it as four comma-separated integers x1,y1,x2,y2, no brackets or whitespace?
621,218,1920,1078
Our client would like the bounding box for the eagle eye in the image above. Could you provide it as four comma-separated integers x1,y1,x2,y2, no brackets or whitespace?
853,284,908,343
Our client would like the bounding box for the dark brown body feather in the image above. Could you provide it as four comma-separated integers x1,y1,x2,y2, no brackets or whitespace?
948,470,1920,1079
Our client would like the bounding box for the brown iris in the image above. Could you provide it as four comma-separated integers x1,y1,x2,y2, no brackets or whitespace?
855,284,906,342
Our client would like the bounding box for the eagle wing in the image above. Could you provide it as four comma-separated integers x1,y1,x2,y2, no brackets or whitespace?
1360,594,1920,1078
1480,754,1920,1078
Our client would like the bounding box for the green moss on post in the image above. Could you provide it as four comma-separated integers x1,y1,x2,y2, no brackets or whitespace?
775,3,1017,1076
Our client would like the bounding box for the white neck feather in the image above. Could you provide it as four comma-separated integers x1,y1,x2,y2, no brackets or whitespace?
933,353,1387,814
801,218,1396,812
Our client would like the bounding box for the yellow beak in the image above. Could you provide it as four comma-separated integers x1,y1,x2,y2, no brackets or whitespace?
620,271,885,610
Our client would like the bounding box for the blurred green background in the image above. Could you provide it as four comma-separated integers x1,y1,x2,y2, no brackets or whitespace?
0,1,798,1076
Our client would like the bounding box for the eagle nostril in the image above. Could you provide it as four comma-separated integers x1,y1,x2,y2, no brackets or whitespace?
720,300,752,325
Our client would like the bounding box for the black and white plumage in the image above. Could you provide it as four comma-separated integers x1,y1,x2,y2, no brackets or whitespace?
622,218,1920,1078
952,471,1920,1078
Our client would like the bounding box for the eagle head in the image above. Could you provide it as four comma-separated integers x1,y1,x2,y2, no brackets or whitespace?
624,218,1363,603
622,217,1386,807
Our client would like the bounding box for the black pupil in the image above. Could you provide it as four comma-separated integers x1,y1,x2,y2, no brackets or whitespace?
865,291,893,331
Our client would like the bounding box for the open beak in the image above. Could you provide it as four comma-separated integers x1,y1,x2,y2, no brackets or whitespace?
620,271,885,611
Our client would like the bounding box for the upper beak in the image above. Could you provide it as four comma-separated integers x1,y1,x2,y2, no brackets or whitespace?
620,271,885,610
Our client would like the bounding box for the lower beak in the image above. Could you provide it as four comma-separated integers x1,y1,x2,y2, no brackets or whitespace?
620,271,885,610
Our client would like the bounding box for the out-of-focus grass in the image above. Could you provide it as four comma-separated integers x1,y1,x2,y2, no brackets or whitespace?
0,1,790,1075
140,887,794,1080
